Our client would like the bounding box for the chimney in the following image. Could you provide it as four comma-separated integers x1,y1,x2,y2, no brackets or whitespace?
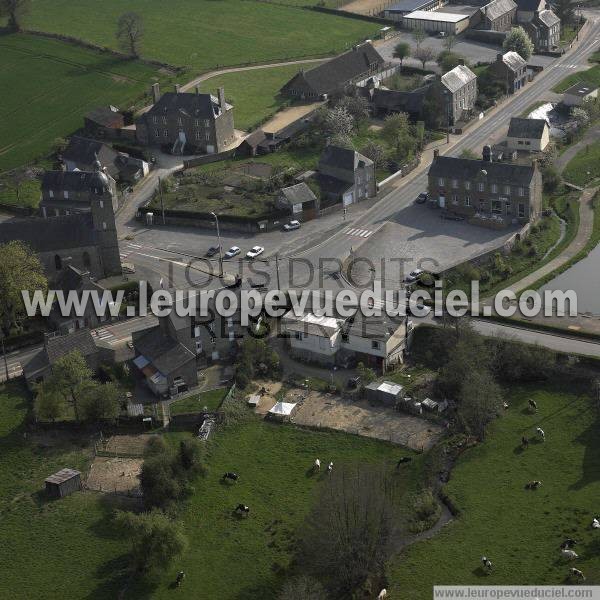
482,145,492,162
175,83,181,94
458,58,465,66
218,87,226,109
433,149,440,158
497,53,503,62
151,82,160,104
195,85,201,95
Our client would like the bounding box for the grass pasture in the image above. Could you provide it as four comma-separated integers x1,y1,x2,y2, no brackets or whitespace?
563,139,600,187
170,387,229,415
0,34,162,173
21,0,379,72
387,385,600,597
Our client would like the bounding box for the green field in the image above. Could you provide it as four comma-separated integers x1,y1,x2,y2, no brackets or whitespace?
0,383,129,599
563,139,600,186
387,385,600,596
170,387,229,415
201,62,319,131
0,34,163,173
22,0,378,72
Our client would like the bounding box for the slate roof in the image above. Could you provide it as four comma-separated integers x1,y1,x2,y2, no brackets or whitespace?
563,82,598,97
507,117,547,139
319,146,373,172
0,214,98,252
502,51,527,71
515,0,543,11
85,106,124,128
441,65,477,94
282,43,384,96
428,155,536,185
535,8,560,28
385,0,432,12
146,91,231,119
279,183,317,206
62,136,119,171
240,129,267,149
133,326,195,375
483,0,517,21
42,170,111,194
372,85,429,114
45,329,98,363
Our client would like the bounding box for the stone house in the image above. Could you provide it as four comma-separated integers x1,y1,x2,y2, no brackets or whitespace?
441,64,478,125
276,183,319,219
136,84,235,155
524,9,560,51
488,51,528,94
317,145,376,206
479,0,517,31
427,148,542,227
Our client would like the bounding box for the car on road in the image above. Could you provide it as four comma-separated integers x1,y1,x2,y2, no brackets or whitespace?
283,220,301,231
246,246,264,259
405,268,425,283
441,213,465,221
415,192,428,204
206,246,219,257
224,246,241,259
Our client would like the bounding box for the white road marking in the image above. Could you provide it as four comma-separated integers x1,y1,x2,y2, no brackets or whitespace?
344,227,374,238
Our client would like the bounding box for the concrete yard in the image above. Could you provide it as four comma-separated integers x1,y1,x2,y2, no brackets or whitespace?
292,392,443,450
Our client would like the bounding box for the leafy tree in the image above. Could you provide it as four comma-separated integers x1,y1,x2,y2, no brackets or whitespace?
337,95,370,124
81,381,121,422
177,438,205,474
503,27,534,61
116,12,144,57
413,27,426,50
324,106,355,139
422,82,446,129
457,370,503,440
34,380,64,423
437,50,467,73
140,452,183,509
361,140,388,170
460,148,479,159
572,106,590,128
0,0,30,31
0,241,47,333
381,112,411,148
414,46,436,70
357,361,376,385
393,41,411,69
542,164,561,193
278,576,327,600
415,120,425,148
553,0,575,25
114,509,187,573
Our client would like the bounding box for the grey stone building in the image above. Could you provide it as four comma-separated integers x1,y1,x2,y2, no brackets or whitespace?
524,9,561,51
479,0,517,31
441,64,478,125
427,148,542,227
318,146,376,206
488,51,528,94
136,84,235,155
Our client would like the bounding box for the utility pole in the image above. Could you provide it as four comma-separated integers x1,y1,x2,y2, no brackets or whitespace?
158,177,166,225
275,253,281,291
1,334,9,382
210,212,223,277
445,90,451,145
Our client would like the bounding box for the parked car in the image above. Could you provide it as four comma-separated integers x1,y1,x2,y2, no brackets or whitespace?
224,246,241,259
283,220,301,231
246,246,264,259
206,246,219,257
405,268,425,283
415,192,428,204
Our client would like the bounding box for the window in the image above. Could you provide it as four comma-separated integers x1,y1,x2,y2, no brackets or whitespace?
49,190,54,198
452,179,458,189
491,184,497,193
438,178,445,187
99,200,103,208
54,209,60,216
504,185,510,195
195,131,201,140
63,190,69,199
478,182,485,192
154,129,159,137
518,140,524,146
341,332,349,343
204,119,210,127
205,132,210,141
371,340,380,350
518,187,525,197
295,331,302,340
162,116,167,124
102,222,107,230
492,200,502,214
452,194,459,204
506,201,511,214
164,129,169,137
465,195,471,206
177,117,183,125
518,203,525,218
153,116,157,124
464,181,471,191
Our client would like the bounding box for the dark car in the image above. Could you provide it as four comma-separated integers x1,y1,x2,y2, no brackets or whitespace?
415,192,428,204
206,246,219,257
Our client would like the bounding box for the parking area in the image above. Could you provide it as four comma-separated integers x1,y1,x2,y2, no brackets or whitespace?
349,202,518,283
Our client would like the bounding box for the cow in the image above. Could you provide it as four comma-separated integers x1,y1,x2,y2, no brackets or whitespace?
561,549,578,560
481,556,493,571
592,518,600,529
235,504,250,515
560,539,577,550
536,427,545,441
314,458,321,472
222,472,239,482
570,568,585,580
525,480,542,490
327,462,333,474
378,589,388,599
529,399,538,412
176,571,185,587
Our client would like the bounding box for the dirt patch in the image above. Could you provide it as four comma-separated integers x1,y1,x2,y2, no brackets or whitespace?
262,101,325,134
86,457,143,496
102,434,158,457
292,391,443,450
251,379,283,416
340,0,389,16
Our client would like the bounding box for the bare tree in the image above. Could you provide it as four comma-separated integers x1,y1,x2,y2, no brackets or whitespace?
443,34,457,52
0,0,30,32
414,46,436,70
413,27,426,50
116,12,144,57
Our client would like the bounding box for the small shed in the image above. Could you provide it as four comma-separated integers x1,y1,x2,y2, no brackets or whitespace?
562,82,598,107
247,394,261,408
365,381,404,406
45,468,82,498
268,401,297,422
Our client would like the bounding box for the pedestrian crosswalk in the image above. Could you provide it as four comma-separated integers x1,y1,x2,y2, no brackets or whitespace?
93,328,114,341
120,241,143,261
343,227,373,238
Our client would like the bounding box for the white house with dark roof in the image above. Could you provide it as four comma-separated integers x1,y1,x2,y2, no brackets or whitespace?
505,117,550,151
441,64,478,125
562,82,599,107
524,9,560,50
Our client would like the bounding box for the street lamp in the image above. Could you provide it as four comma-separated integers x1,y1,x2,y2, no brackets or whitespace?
210,211,223,278
443,89,451,145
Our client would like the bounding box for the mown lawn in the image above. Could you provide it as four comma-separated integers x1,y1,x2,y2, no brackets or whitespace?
201,62,318,131
563,139,600,187
21,0,378,72
387,385,600,597
553,57,600,92
0,34,163,173
0,383,130,599
170,387,229,415
129,419,414,599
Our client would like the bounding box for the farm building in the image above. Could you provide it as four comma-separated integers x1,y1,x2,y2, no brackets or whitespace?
562,82,599,107
403,10,471,34
383,0,445,20
45,468,82,498
364,381,404,406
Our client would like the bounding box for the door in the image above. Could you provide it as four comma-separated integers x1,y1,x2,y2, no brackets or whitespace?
343,191,354,206
439,195,446,208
